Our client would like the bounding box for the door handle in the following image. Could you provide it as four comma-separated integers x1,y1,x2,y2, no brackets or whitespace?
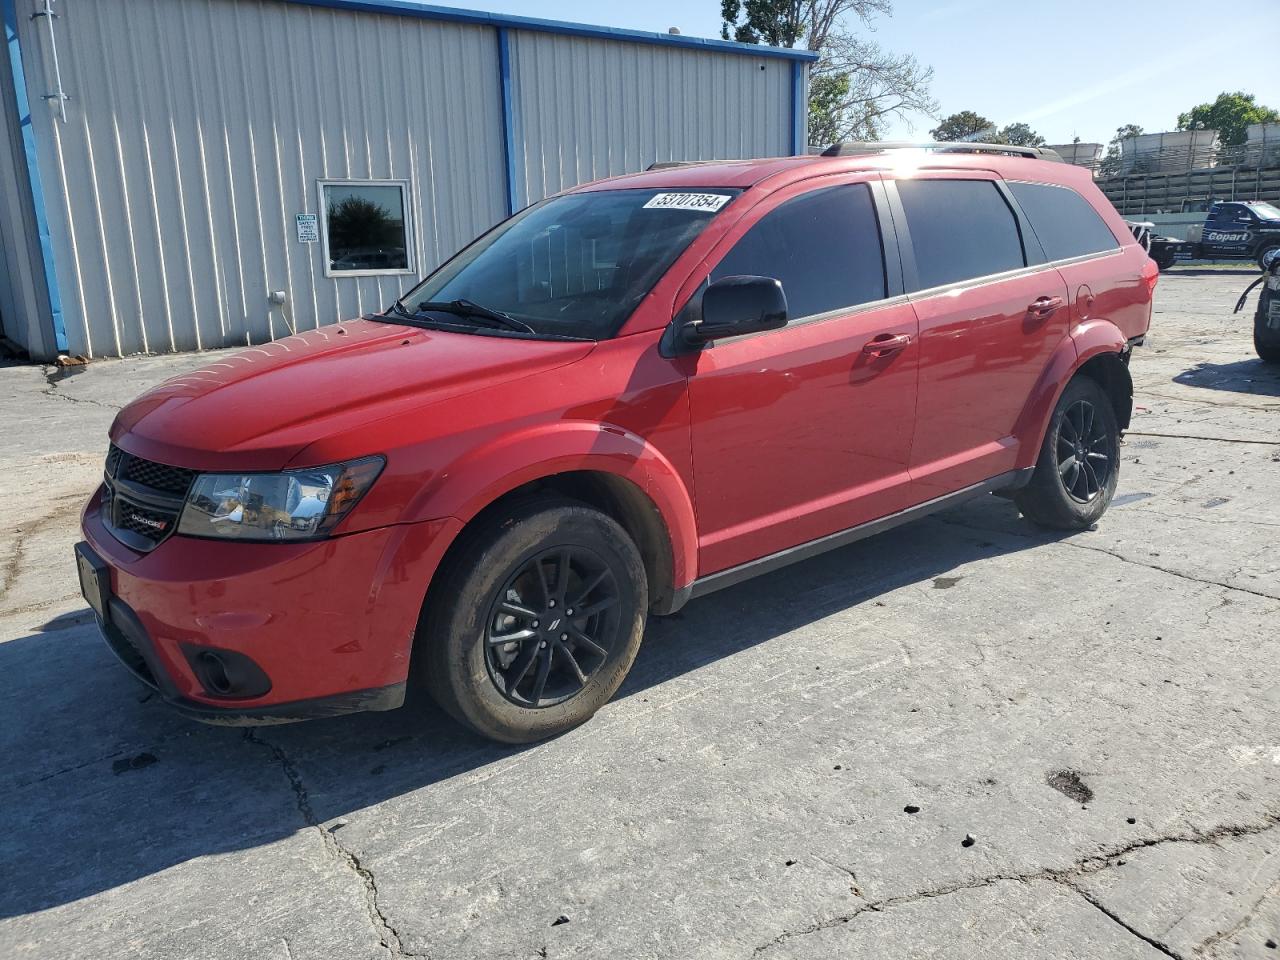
1027,295,1064,317
862,332,913,357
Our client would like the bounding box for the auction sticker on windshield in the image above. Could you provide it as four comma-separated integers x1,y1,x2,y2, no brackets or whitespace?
643,193,732,213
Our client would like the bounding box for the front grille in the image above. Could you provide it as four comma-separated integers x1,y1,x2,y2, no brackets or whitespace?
102,444,194,551
118,452,197,496
116,501,178,540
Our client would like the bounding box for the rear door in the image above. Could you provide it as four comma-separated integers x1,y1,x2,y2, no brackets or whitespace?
888,173,1070,500
685,177,919,575
1004,179,1136,342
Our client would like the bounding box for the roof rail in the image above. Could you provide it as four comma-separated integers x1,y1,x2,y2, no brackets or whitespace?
820,141,1064,163
645,159,725,171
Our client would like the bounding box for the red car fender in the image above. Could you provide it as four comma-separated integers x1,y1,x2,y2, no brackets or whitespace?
1012,319,1128,471
401,421,699,592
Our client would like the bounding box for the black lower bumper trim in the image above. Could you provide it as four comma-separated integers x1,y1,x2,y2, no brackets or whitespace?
168,682,407,726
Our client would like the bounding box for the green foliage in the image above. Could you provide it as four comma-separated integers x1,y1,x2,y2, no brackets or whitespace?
929,111,996,142
326,197,401,253
720,0,805,46
996,122,1045,147
1177,91,1280,146
1098,124,1144,178
808,73,850,146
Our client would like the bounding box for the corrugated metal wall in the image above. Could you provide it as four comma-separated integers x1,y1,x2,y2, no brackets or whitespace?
0,11,55,358
12,0,507,357
6,0,803,358
509,31,792,207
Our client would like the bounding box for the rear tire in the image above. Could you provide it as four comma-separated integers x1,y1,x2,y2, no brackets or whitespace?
1015,376,1120,530
417,498,647,744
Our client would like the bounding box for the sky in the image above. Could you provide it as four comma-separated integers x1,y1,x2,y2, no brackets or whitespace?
433,0,1280,146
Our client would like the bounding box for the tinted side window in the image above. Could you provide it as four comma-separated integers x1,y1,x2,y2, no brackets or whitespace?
896,179,1024,290
711,184,886,319
1008,181,1121,261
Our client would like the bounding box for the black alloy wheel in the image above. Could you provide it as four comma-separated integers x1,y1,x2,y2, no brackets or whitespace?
1015,374,1121,531
1056,398,1114,503
484,547,621,708
418,497,647,743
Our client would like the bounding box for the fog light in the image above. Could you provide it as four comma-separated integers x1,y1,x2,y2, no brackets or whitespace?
183,644,272,699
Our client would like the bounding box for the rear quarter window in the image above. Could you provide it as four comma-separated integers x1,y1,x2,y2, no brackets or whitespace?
895,179,1025,291
1008,181,1120,261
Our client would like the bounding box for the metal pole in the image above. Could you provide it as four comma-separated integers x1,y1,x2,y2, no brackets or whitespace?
30,0,67,122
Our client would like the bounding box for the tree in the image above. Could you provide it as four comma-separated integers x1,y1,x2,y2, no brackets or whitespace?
1098,124,1144,177
326,197,401,253
996,122,1045,147
808,73,850,146
721,0,936,143
1177,91,1280,146
930,111,996,142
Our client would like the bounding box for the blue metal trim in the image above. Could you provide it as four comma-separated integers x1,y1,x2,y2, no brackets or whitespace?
496,26,517,216
286,0,819,61
790,60,806,156
3,0,66,352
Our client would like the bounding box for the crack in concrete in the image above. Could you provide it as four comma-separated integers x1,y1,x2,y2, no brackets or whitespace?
936,516,1280,603
244,729,415,959
751,813,1280,957
0,493,87,607
1193,869,1280,956
1063,879,1184,959
39,365,122,410
1125,430,1280,446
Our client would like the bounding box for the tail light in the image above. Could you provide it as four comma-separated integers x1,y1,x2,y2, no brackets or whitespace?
1141,258,1159,298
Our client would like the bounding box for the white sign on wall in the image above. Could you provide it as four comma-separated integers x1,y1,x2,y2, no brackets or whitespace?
295,213,319,243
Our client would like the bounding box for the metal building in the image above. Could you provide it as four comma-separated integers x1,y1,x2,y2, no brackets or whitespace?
0,0,813,359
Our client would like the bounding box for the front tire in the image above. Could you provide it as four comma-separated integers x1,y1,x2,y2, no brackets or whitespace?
1015,376,1121,530
418,498,647,743
1257,243,1280,272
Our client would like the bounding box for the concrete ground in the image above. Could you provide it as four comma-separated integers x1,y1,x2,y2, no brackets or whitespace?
0,270,1277,960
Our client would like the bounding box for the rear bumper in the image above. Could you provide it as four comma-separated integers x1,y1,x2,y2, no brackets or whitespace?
80,487,461,721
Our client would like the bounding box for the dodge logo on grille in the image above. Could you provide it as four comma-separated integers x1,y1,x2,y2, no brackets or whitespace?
130,513,169,532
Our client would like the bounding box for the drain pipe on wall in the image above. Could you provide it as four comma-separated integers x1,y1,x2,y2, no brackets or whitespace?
30,0,68,122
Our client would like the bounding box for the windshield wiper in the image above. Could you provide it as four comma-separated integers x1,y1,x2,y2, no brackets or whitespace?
415,299,537,334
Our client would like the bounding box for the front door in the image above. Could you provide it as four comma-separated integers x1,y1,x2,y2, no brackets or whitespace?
685,180,919,576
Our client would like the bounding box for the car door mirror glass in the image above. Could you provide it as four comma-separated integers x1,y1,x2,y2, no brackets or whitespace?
686,275,788,344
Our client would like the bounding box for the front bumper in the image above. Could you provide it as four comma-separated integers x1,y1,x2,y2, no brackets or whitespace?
79,487,460,723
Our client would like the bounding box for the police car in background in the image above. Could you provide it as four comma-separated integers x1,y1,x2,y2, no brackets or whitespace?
1148,200,1280,271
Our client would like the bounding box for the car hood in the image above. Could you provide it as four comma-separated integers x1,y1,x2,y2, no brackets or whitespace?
111,319,595,471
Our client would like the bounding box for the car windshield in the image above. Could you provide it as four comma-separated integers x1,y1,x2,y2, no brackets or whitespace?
1247,202,1280,221
393,188,739,339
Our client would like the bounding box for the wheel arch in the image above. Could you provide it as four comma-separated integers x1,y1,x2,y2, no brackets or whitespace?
407,422,697,616
1074,350,1133,433
1014,320,1133,469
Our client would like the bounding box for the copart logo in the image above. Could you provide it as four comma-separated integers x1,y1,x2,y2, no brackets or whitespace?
1206,231,1248,242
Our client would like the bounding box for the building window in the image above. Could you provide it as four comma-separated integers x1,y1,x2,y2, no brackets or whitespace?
319,180,413,276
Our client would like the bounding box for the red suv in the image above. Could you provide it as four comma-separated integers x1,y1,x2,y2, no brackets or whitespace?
77,145,1156,742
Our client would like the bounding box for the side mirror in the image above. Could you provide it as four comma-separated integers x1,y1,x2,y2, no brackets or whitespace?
684,275,788,345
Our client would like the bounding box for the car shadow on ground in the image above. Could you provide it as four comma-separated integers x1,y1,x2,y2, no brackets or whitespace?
0,497,1063,919
1172,358,1280,397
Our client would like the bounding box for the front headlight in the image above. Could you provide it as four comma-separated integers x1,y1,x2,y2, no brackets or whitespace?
177,456,384,541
